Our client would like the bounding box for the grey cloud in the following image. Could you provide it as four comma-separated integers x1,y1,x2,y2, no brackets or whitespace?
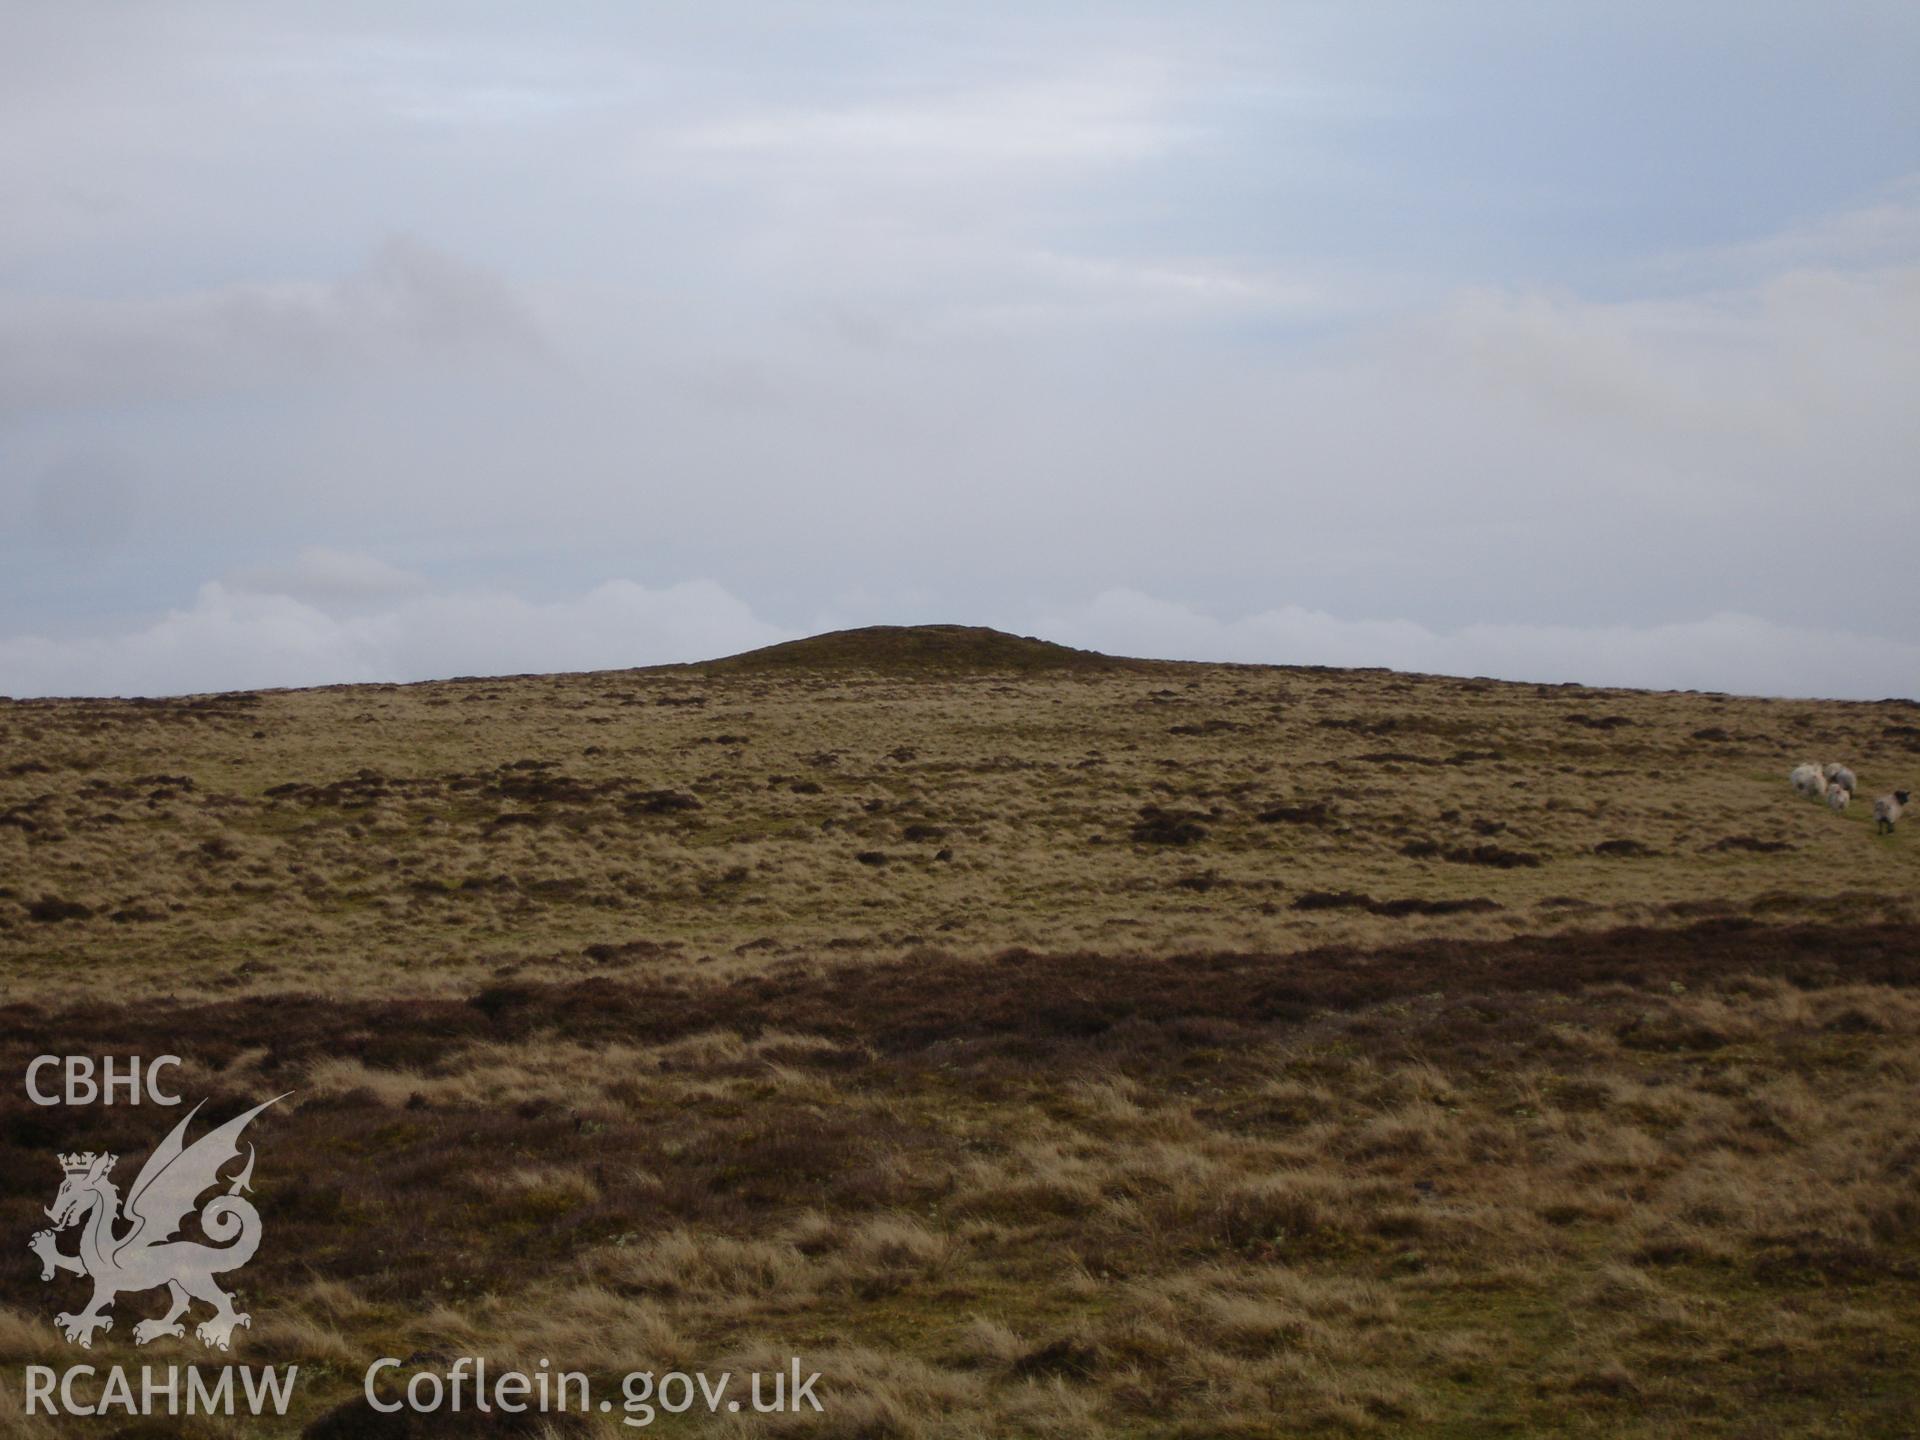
1028,590,1920,703
0,238,542,416
2,5,1916,701
227,547,427,607
1645,173,1920,287
671,60,1184,171
29,451,140,547
0,572,789,699
3,570,1914,702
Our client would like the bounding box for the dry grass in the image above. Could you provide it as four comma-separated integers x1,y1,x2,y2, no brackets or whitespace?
4,934,1918,1434
0,630,1916,1435
1,638,1912,1003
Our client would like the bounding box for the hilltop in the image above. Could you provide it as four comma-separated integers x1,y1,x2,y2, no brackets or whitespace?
689,623,1142,676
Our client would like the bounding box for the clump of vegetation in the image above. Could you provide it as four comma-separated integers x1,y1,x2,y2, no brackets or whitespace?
1595,838,1657,857
1131,804,1211,846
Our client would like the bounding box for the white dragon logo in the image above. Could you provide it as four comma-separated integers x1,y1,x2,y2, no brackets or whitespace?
28,1095,287,1351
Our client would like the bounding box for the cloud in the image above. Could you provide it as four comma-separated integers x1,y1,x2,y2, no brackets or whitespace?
0,238,541,415
0,569,790,699
1,7,1917,705
4,564,1914,701
1653,173,1920,284
227,546,428,607
1425,261,1920,445
673,61,1182,171
1029,589,1920,701
28,451,140,546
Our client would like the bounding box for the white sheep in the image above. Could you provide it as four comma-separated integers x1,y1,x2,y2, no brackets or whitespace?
1823,762,1858,794
1874,790,1910,834
1827,786,1850,813
1789,763,1828,799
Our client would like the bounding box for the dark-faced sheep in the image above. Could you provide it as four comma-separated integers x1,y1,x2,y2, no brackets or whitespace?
1874,790,1910,835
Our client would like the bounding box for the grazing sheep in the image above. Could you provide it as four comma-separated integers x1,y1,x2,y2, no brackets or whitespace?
1823,762,1858,794
1873,790,1910,834
1790,763,1828,799
1827,786,1850,813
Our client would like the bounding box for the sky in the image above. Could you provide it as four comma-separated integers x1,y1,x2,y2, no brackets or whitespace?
2,2,1918,700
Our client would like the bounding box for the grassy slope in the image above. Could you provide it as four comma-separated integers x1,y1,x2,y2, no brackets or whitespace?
1,628,1917,1437
1,630,1914,1002
693,625,1138,676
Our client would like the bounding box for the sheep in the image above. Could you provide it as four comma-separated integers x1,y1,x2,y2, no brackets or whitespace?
1789,763,1828,799
1827,786,1850,813
1823,762,1858,794
1873,790,1910,834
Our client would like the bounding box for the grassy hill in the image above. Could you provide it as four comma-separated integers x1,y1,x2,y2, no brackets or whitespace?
0,629,1916,1436
691,623,1141,675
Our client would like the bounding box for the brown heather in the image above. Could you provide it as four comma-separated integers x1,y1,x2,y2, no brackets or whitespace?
0,626,1916,1436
